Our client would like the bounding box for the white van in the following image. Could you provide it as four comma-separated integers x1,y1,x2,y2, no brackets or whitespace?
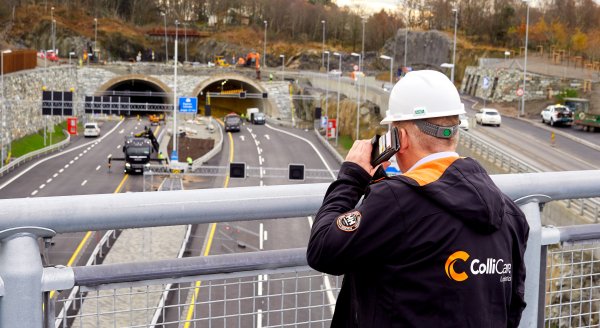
84,122,101,137
246,108,259,122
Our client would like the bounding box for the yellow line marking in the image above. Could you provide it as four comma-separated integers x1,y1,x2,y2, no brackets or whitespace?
184,119,231,327
50,174,129,299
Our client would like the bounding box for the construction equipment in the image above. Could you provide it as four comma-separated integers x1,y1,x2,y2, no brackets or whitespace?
108,127,164,174
215,56,230,67
149,113,165,125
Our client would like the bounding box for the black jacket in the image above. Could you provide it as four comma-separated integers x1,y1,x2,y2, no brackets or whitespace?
307,157,529,327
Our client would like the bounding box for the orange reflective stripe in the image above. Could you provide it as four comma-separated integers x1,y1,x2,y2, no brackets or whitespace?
402,157,459,186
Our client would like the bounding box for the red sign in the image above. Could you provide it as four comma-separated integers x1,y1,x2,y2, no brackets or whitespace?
516,88,524,97
67,117,78,135
327,119,337,139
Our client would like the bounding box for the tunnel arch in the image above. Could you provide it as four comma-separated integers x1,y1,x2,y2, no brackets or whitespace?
97,74,173,105
192,73,273,117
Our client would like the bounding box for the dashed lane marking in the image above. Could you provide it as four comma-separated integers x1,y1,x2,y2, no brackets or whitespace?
81,180,87,186
96,165,101,171
31,190,38,196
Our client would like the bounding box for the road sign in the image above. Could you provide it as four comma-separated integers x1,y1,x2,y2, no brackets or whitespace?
170,150,178,162
320,116,328,128
178,97,198,113
482,77,490,90
516,88,524,97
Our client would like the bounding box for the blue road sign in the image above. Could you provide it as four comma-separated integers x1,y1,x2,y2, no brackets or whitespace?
170,150,178,161
178,97,198,113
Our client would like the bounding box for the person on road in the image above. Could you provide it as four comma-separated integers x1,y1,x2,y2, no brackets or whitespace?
307,70,530,327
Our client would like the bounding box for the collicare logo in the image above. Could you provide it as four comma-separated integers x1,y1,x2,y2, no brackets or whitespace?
445,251,512,283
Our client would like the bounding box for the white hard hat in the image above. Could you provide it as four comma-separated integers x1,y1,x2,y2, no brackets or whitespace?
381,70,465,124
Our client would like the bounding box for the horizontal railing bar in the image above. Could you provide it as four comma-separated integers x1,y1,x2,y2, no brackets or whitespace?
69,220,600,289
1,171,600,233
72,248,307,287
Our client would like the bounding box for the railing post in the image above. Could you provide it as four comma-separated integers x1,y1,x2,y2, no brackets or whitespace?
518,199,544,328
0,232,46,328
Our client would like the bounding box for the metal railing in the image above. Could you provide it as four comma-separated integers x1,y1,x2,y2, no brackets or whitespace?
459,130,600,223
0,130,70,177
0,171,600,327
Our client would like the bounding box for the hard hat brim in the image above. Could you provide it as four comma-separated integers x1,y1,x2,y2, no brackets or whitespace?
380,105,466,125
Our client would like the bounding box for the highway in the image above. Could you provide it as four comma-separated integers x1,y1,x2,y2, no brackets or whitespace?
463,98,600,172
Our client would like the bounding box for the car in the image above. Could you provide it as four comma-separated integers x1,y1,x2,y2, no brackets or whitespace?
251,112,266,125
475,108,501,127
459,114,469,130
541,104,573,126
84,122,101,137
224,113,241,132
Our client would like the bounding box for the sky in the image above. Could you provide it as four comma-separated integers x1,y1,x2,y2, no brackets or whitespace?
334,0,399,13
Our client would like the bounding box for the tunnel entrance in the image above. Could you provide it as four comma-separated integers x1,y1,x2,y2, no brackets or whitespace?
96,75,171,117
194,75,268,119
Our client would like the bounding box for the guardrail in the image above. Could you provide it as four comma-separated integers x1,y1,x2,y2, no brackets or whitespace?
459,129,600,223
0,171,600,327
0,130,70,177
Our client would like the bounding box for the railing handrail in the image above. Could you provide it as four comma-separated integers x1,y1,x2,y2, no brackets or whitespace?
0,170,599,234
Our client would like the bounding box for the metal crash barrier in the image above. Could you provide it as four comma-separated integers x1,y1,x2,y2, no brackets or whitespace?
0,171,599,327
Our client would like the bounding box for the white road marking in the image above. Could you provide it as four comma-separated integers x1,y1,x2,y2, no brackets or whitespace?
257,309,263,328
264,134,270,140
247,128,253,133
81,180,87,186
0,119,125,191
83,150,87,154
79,153,83,157
59,169,64,173
116,145,121,149
259,156,264,165
46,178,52,183
258,275,264,296
96,165,101,171
69,160,74,164
258,147,262,155
252,133,257,139
240,135,245,141
53,173,58,178
119,129,125,134
39,184,46,189
307,216,314,227
259,169,263,179
87,147,91,151
107,154,112,158
259,180,264,187
264,230,268,241
64,164,69,169
259,223,264,250
74,157,79,161
31,190,38,196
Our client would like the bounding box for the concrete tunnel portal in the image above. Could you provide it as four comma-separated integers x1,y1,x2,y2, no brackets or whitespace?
95,73,270,119
193,74,269,119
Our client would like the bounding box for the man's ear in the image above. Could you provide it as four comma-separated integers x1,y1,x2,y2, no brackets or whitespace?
398,128,409,154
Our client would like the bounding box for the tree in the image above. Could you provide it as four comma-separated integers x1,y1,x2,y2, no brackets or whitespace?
550,21,568,49
571,28,588,55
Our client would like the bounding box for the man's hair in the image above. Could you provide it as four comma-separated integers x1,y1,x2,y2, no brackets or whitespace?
393,115,459,153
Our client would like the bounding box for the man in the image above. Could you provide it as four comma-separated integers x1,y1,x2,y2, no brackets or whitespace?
307,70,529,327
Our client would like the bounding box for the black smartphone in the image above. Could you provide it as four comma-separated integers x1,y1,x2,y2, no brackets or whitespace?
370,127,400,167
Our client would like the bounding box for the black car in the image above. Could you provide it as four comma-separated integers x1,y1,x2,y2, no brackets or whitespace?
252,112,266,125
224,114,242,132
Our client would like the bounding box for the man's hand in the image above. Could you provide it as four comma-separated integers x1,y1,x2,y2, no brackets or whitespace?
346,140,390,176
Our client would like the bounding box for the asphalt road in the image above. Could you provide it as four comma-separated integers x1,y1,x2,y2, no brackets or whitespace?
463,98,600,171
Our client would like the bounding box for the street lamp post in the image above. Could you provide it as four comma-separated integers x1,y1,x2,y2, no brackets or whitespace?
451,7,458,84
51,7,55,53
380,55,394,86
351,52,361,140
94,18,98,61
333,52,342,146
263,21,268,68
361,17,366,72
280,54,285,81
1,49,12,168
521,0,530,117
324,51,330,124
161,12,168,63
321,20,326,70
184,22,188,63
172,20,179,163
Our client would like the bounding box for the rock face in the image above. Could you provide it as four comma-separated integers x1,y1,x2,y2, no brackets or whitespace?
382,29,451,71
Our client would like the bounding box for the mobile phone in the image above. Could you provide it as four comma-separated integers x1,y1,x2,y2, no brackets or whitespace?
370,127,400,167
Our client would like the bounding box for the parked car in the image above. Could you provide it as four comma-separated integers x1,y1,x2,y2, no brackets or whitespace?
541,105,573,126
459,114,469,130
84,122,101,137
475,108,502,127
224,113,241,132
251,112,266,125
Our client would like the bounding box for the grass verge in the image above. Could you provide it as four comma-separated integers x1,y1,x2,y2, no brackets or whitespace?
10,121,71,158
